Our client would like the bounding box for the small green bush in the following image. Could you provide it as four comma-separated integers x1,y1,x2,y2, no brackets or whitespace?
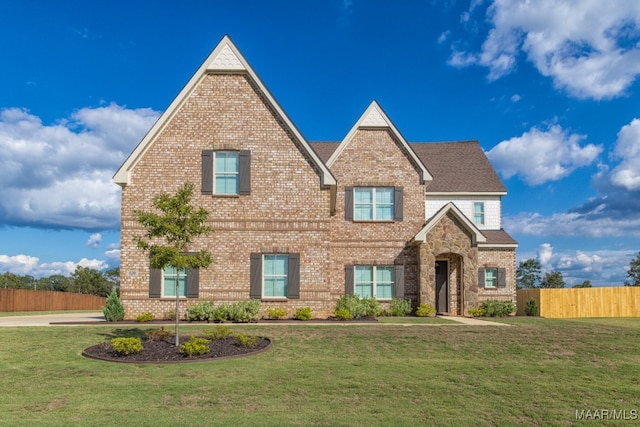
294,307,312,321
111,337,143,355
102,289,125,322
266,307,288,320
415,303,437,317
235,333,258,348
212,303,230,322
335,295,381,319
145,326,174,341
334,307,353,320
480,300,516,317
136,312,155,322
228,300,261,323
187,301,216,322
525,298,540,316
389,298,412,316
179,336,210,357
203,325,234,340
468,307,485,317
164,310,176,321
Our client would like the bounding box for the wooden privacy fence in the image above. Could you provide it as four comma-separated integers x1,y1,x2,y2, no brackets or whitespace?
0,289,106,312
517,287,640,318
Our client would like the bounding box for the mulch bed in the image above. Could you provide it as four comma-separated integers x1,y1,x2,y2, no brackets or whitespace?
83,336,271,364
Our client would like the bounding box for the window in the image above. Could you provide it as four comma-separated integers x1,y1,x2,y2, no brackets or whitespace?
484,268,497,288
478,267,506,289
214,151,239,194
344,265,403,300
474,202,485,226
250,253,300,299
163,266,187,297
201,150,251,195
345,187,403,221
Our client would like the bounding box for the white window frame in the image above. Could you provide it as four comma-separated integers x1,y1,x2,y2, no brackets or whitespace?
484,268,498,289
474,202,485,226
354,265,394,300
214,151,239,195
162,266,187,298
354,187,394,221
262,254,289,298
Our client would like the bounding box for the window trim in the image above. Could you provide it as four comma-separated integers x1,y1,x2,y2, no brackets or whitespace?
474,202,485,226
250,253,300,299
201,149,251,196
214,151,240,195
484,267,498,289
149,262,200,299
161,266,188,298
345,186,403,222
262,254,289,299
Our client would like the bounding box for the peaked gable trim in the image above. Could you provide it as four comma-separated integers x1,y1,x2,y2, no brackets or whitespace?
114,35,336,188
326,101,432,185
412,202,487,245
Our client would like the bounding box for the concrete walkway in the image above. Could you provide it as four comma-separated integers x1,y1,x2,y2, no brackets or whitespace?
441,316,510,326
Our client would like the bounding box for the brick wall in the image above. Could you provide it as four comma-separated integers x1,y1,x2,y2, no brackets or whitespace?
477,247,517,303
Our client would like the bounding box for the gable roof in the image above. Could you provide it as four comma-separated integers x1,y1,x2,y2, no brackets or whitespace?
325,101,432,185
113,35,336,188
412,202,487,245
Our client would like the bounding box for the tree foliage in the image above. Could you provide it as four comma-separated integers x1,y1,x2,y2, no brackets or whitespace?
516,259,542,289
134,182,213,345
625,252,640,286
573,280,592,288
0,269,116,297
540,271,565,288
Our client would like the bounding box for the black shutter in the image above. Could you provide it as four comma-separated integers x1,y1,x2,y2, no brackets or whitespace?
478,269,485,288
394,265,405,298
239,150,251,195
345,265,354,295
497,268,507,288
186,268,199,298
250,253,262,299
394,187,403,221
149,268,162,298
201,150,213,195
287,253,300,299
345,187,353,220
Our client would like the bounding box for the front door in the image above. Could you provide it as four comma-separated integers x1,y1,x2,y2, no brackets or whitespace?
435,261,448,313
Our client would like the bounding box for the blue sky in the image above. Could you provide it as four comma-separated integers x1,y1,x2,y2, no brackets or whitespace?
1,0,640,286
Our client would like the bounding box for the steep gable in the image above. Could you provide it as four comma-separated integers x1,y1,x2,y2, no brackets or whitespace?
113,35,335,188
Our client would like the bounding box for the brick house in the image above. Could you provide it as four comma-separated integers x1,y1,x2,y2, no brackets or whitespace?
114,35,517,319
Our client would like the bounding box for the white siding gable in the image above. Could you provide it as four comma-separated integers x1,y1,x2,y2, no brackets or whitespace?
425,196,501,229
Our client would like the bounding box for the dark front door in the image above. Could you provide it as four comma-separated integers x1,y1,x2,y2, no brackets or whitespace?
435,261,448,313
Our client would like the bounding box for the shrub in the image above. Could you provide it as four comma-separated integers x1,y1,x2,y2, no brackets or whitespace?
136,312,155,322
145,326,174,342
389,298,412,316
164,310,176,321
228,300,261,323
335,295,380,319
525,298,540,316
334,307,353,320
235,333,258,348
294,307,312,321
266,307,288,320
179,336,210,357
415,303,437,317
480,300,516,317
212,303,230,323
111,337,143,355
468,307,485,317
102,289,125,322
203,325,233,340
187,301,216,322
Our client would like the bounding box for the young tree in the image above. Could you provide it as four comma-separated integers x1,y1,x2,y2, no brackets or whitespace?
516,259,542,289
625,252,640,286
134,182,213,346
540,271,565,288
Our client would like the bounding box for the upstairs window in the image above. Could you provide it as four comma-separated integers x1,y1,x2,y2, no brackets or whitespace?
201,150,251,195
345,187,403,221
474,202,485,226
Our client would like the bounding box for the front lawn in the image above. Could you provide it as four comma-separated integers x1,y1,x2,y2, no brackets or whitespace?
1,318,639,426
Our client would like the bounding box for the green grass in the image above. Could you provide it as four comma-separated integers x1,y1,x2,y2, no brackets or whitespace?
0,310,101,317
376,316,455,324
2,318,640,426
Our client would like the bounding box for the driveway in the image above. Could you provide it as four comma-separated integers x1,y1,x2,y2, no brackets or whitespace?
0,312,105,327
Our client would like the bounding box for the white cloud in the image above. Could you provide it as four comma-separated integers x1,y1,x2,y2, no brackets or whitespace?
0,104,159,230
486,125,602,185
0,254,109,277
450,0,640,99
105,249,120,260
438,30,451,44
610,118,640,190
537,243,553,267
510,93,521,102
87,233,102,248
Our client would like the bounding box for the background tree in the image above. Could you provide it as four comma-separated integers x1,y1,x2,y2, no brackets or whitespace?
104,267,121,295
134,182,213,346
0,272,25,289
624,252,640,286
516,259,542,289
540,271,565,288
573,280,592,288
69,266,113,297
36,275,70,292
